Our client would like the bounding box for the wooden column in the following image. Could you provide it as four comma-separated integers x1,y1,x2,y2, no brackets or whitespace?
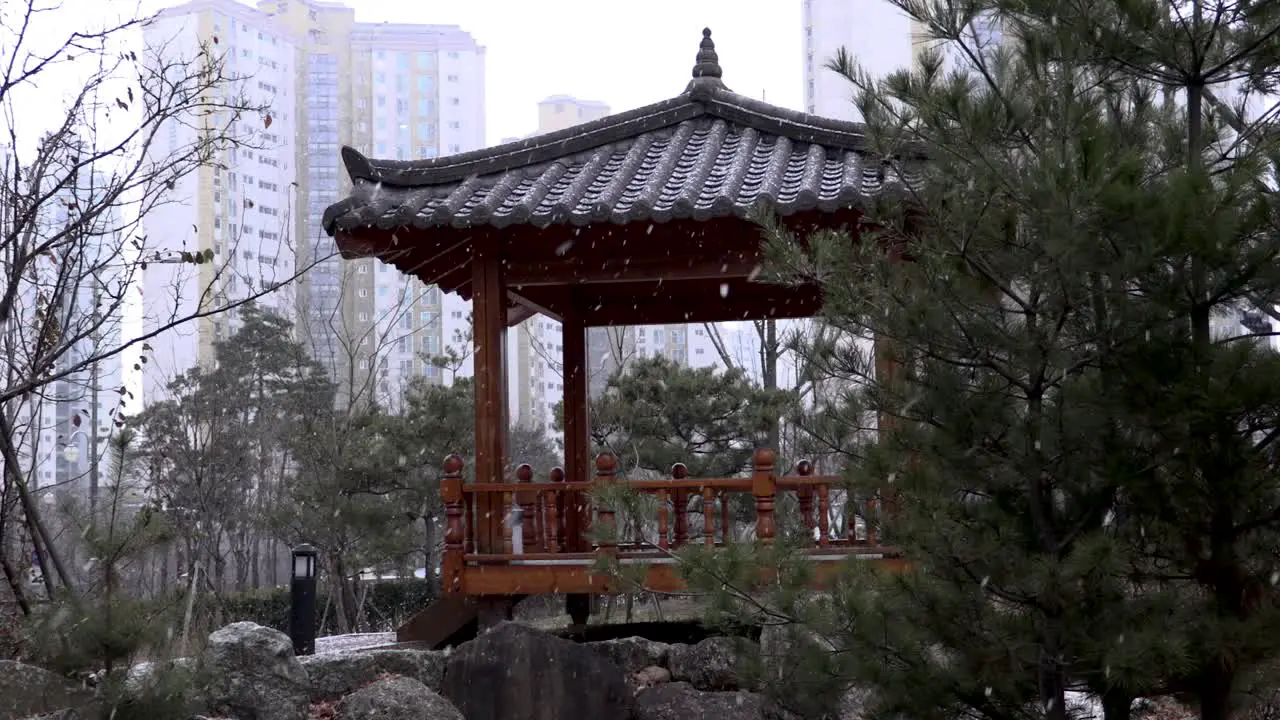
561,304,589,550
473,236,508,554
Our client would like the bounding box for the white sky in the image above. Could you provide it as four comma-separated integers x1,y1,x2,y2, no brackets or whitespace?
39,0,805,147
343,0,805,145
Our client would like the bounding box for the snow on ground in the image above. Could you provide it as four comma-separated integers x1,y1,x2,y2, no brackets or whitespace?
312,632,396,655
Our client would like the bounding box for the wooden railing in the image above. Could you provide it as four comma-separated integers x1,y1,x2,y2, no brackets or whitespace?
439,448,887,594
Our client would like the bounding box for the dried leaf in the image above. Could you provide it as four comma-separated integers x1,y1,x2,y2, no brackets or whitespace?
71,414,81,427
263,114,273,129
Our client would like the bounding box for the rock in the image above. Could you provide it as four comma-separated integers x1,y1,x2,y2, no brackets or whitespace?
634,682,795,720
0,660,94,720
337,676,462,720
632,665,672,690
668,636,750,691
591,636,671,674
440,622,631,720
300,648,445,702
203,621,310,720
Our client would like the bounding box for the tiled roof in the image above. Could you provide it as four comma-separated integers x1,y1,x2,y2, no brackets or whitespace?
323,29,920,239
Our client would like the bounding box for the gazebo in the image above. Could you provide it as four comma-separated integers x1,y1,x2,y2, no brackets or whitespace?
322,29,906,646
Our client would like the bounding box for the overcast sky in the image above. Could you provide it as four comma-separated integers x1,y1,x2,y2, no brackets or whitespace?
289,0,804,145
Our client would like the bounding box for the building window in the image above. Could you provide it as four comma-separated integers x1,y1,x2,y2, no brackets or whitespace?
449,97,460,106
447,74,458,82
357,264,368,273
358,288,368,297
358,312,369,322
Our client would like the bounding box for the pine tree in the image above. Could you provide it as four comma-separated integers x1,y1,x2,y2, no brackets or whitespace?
728,2,1280,719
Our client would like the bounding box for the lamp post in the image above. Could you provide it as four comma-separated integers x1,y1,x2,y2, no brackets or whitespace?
289,543,318,656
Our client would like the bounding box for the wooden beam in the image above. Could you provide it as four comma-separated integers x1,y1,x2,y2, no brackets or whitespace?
506,303,537,327
508,289,564,323
517,280,824,327
506,254,761,286
472,236,508,554
458,555,910,595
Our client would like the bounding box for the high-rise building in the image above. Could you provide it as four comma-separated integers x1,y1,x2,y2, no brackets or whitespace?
141,0,298,404
0,144,125,496
141,0,487,408
801,0,918,120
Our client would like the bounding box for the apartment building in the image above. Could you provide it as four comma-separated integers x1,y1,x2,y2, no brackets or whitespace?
801,0,918,120
0,143,125,495
141,0,486,407
141,0,298,404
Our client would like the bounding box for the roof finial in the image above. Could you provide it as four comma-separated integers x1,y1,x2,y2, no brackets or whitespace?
686,27,728,95
693,28,721,80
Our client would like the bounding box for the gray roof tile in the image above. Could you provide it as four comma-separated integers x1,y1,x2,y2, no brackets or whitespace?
323,30,921,239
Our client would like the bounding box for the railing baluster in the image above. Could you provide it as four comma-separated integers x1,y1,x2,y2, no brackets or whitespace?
817,483,830,547
463,487,476,554
796,460,815,542
846,489,857,544
547,467,564,553
658,485,670,551
516,464,537,553
503,485,515,555
867,495,879,546
441,454,465,594
752,448,777,545
720,489,731,544
671,463,689,548
595,452,618,558
702,485,715,547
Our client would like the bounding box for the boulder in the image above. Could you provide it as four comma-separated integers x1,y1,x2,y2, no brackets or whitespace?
668,636,750,691
632,665,672,691
0,660,94,720
203,621,310,720
591,636,671,674
300,648,445,702
337,676,462,720
440,622,631,720
634,682,795,720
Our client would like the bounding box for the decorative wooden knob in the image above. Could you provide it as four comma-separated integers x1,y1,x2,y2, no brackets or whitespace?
753,447,776,470
443,454,464,475
549,467,565,483
515,464,533,483
595,452,618,475
795,459,813,476
670,463,688,480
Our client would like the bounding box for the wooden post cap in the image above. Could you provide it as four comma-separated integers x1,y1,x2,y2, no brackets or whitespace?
443,454,464,475
515,463,533,482
549,467,565,482
595,451,618,475
753,447,776,470
670,462,688,479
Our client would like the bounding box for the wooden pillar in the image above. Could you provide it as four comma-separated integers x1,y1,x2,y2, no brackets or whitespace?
472,236,508,554
561,305,589,550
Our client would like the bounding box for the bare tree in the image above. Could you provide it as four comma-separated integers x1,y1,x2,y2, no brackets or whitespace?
0,2,329,601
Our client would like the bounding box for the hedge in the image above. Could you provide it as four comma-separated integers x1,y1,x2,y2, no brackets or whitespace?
219,578,435,637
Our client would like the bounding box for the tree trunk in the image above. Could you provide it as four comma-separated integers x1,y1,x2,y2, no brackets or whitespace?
0,547,31,614
0,410,75,595
250,535,261,589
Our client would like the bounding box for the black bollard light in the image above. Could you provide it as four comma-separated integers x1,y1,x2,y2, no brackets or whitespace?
289,543,318,656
